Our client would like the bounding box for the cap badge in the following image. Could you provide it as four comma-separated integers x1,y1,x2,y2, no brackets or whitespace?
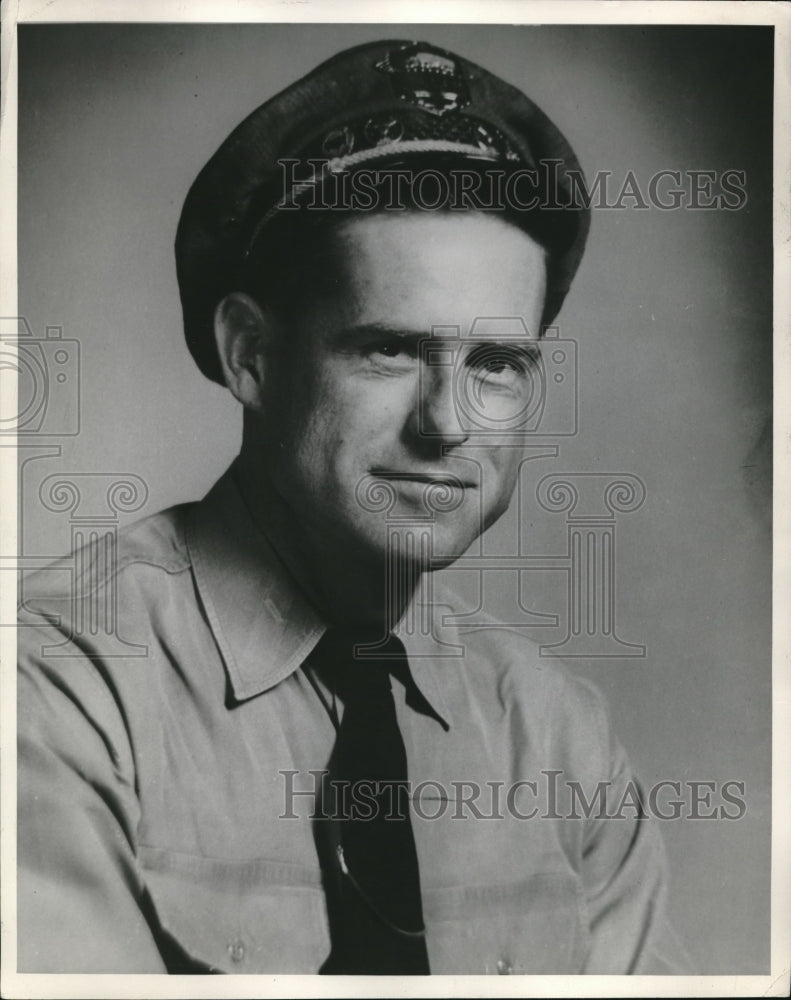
363,113,405,146
321,125,355,158
376,42,471,116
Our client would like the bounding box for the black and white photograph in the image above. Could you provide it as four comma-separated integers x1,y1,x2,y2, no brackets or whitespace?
1,2,788,996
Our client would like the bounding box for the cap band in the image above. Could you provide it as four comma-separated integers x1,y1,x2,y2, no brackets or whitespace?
243,139,512,260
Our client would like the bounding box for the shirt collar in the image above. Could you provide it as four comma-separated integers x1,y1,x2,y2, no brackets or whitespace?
185,462,452,727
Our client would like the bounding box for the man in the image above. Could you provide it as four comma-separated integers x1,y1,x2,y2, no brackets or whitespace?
18,39,683,974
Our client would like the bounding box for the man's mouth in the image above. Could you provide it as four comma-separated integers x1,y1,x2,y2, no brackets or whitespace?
370,470,477,488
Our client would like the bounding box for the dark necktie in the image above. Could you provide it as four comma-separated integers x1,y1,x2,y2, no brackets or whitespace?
315,628,430,975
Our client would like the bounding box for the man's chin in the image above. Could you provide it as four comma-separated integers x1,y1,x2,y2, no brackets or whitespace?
341,512,481,572
349,535,474,573
396,533,477,573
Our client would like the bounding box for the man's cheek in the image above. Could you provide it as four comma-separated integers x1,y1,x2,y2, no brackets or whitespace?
482,459,520,520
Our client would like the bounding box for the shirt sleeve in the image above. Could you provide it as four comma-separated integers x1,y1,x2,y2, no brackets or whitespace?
571,676,691,974
17,619,167,973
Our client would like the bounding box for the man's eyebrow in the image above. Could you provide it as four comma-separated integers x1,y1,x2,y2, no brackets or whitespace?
331,324,543,354
332,323,429,346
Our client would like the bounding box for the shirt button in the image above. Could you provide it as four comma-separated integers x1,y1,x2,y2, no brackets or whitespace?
228,939,245,963
496,957,512,975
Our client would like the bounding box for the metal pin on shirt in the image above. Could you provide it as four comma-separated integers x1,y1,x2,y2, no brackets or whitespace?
335,844,427,939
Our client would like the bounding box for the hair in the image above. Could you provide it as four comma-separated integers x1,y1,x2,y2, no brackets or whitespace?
238,208,353,324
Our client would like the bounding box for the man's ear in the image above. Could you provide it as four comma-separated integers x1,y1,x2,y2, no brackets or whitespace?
214,292,275,409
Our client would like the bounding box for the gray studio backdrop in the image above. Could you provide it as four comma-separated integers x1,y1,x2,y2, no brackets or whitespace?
16,23,772,973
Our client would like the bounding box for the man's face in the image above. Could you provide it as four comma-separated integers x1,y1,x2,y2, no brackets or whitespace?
255,210,547,568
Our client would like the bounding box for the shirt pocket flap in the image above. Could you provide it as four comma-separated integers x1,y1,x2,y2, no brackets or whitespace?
423,869,590,974
138,845,330,973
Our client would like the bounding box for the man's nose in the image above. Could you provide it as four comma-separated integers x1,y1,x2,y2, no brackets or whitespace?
416,367,470,446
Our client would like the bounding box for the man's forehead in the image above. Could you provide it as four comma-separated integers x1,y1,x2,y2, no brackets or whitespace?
329,208,547,269
431,318,540,341
298,214,548,340
327,209,547,291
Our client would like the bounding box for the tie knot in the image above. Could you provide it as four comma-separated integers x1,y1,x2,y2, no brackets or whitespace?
313,627,406,703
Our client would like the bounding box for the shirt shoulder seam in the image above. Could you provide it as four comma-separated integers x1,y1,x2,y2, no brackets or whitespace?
18,552,193,612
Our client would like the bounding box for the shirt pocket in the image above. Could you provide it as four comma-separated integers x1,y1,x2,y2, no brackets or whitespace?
138,845,330,973
422,869,590,974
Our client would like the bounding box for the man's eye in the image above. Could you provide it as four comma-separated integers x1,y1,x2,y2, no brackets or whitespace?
465,344,537,379
367,340,418,364
479,356,515,374
376,343,406,358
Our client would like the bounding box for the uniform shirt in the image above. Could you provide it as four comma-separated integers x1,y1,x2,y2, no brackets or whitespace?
18,462,684,974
